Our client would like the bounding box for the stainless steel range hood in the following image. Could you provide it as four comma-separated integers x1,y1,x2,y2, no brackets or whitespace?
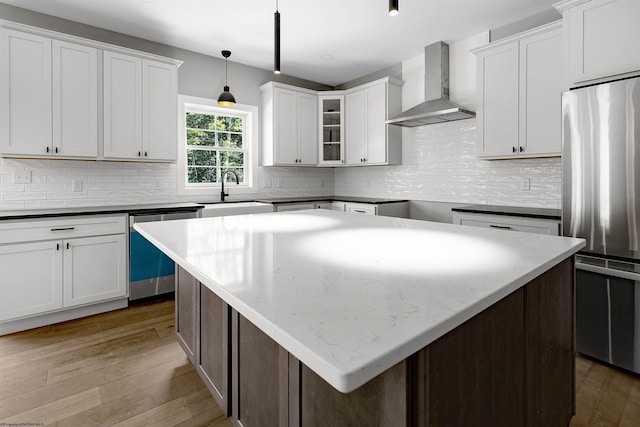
387,41,475,127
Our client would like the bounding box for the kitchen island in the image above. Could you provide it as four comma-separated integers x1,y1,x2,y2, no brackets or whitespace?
135,210,585,427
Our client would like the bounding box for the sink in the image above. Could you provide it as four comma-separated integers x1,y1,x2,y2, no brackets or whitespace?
200,201,274,218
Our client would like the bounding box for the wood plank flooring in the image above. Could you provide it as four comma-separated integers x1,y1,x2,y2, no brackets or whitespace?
1,298,639,426
0,298,231,427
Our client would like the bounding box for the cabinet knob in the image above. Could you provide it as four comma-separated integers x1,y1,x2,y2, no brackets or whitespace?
144,151,148,157
138,151,141,157
512,146,516,153
519,146,524,152
66,242,70,250
55,147,58,154
46,146,50,153
56,243,60,251
363,158,367,163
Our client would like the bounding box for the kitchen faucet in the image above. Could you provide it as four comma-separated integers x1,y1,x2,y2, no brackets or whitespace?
220,169,240,201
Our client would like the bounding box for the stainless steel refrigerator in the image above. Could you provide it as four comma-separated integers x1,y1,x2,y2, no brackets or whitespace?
562,76,640,374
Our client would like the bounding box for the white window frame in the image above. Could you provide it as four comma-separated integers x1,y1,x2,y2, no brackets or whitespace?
177,94,258,197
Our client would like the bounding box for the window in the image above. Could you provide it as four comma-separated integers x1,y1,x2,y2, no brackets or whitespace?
177,95,258,196
186,111,245,184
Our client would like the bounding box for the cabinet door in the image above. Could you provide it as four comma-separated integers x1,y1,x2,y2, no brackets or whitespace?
142,59,177,161
198,283,230,415
232,313,287,427
346,89,366,165
476,42,519,158
52,40,98,158
569,0,640,83
297,92,318,165
365,83,387,164
103,51,143,159
176,265,197,363
0,241,62,322
274,87,298,165
63,234,127,307
519,30,562,157
0,29,52,156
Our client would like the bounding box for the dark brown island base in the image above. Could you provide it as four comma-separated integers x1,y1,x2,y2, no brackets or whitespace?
176,258,574,427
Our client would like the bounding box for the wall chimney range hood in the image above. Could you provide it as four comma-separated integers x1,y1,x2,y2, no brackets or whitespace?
387,41,475,127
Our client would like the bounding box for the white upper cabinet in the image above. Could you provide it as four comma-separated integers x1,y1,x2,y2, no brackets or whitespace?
345,77,402,166
318,94,344,166
104,51,143,159
474,22,562,159
0,30,98,159
261,82,318,166
0,23,180,162
104,53,178,162
142,59,178,161
261,77,401,167
556,0,640,85
53,40,98,158
0,29,52,157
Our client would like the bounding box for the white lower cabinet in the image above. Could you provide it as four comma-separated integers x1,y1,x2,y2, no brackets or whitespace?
63,234,127,307
0,241,62,322
0,214,128,334
275,203,317,212
345,202,377,215
453,212,560,235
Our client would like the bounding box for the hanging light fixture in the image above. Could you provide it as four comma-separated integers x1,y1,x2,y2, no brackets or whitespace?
389,0,399,16
274,0,281,74
217,50,236,106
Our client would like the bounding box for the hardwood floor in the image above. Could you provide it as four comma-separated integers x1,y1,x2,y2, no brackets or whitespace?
570,355,640,427
0,298,231,427
1,298,639,427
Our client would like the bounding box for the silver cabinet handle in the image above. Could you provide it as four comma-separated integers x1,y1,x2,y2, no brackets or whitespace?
489,224,512,230
51,227,75,231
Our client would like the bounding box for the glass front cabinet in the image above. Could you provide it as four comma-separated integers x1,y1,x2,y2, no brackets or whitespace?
318,94,344,166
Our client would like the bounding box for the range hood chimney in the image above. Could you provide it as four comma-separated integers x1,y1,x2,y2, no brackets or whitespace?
387,41,475,127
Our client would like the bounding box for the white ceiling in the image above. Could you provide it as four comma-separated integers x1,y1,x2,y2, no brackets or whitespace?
2,0,559,86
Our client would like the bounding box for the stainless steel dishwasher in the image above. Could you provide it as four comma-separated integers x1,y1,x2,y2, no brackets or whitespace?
129,209,200,302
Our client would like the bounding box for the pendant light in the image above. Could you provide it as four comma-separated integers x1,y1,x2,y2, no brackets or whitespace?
274,0,281,74
217,50,236,106
389,0,399,16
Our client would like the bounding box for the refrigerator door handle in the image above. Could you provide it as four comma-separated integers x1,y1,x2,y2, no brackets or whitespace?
576,261,640,282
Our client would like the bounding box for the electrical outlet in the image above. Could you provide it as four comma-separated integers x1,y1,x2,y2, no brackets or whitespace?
520,178,530,191
13,170,31,184
72,179,83,192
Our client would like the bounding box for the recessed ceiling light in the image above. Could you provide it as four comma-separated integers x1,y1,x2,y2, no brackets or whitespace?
320,54,333,61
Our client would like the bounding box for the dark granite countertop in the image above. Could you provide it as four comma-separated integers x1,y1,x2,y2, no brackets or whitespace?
0,203,204,221
255,196,409,205
451,204,561,220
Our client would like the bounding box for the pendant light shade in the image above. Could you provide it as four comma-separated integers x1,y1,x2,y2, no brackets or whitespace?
389,0,399,16
217,50,236,106
274,1,281,74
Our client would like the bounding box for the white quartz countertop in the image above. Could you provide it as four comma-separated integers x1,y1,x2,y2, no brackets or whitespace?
134,210,585,393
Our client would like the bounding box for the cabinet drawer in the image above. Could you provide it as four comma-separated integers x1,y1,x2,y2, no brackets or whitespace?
0,214,127,244
345,203,377,215
453,212,559,235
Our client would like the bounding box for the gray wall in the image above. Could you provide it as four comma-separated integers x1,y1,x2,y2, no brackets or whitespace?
0,2,331,105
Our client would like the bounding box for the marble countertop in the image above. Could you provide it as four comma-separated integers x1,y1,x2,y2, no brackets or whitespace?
0,203,204,220
134,210,584,393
